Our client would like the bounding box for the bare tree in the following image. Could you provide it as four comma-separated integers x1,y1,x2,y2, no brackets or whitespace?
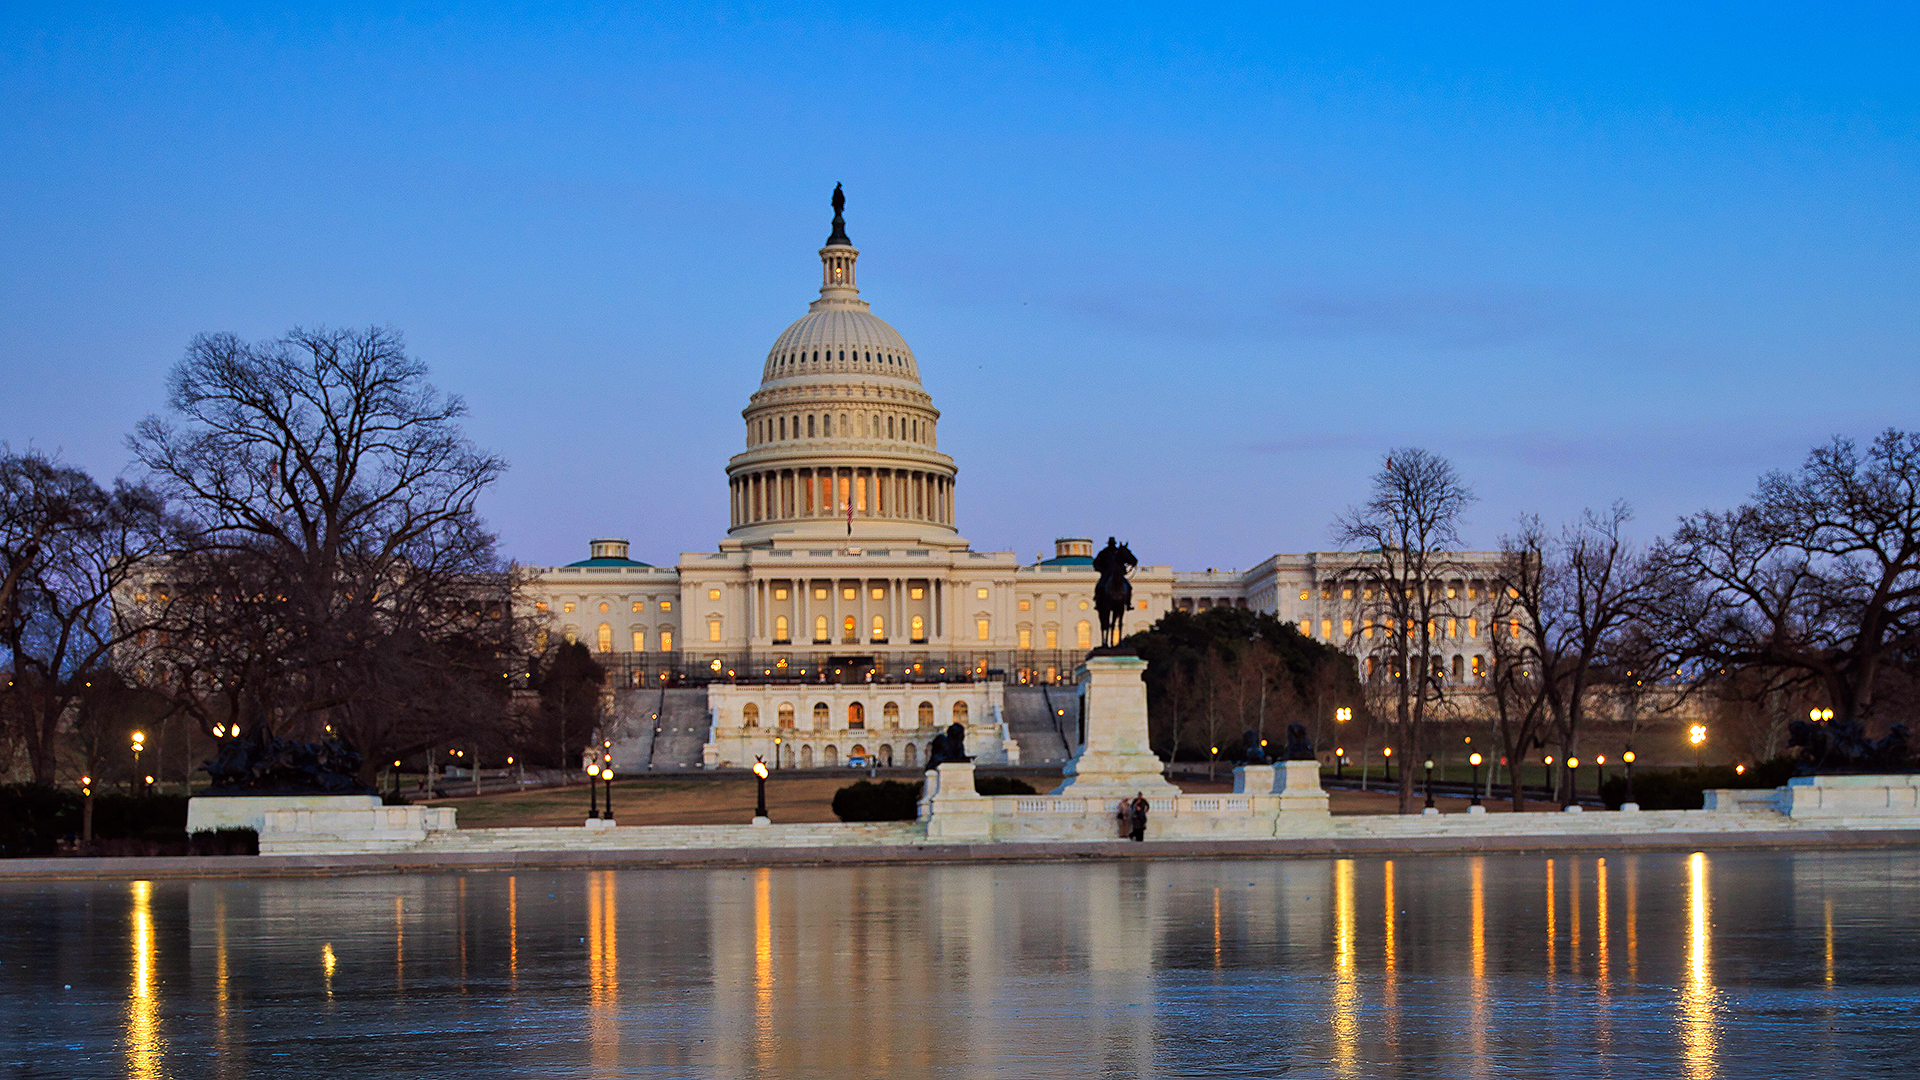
128,326,523,777
1334,448,1476,813
0,451,170,784
1487,519,1554,810
1651,429,1920,729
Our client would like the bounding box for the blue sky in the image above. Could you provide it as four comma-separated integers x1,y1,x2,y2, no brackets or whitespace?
3,4,1917,569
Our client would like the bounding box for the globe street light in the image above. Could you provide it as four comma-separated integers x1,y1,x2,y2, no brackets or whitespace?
1810,708,1833,722
602,766,615,822
587,764,601,820
753,757,771,825
1382,745,1392,783
1469,752,1483,807
1424,758,1436,810
130,731,146,796
1689,724,1707,769
1623,748,1637,807
1334,747,1345,781
80,775,94,843
1565,757,1580,808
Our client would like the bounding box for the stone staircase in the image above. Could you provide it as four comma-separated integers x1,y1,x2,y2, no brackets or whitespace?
1002,686,1074,765
643,688,713,771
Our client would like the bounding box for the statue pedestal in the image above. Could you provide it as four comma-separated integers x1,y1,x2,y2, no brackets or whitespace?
1052,654,1179,799
921,762,992,841
188,794,382,835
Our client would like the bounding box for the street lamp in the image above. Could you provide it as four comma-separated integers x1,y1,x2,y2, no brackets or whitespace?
1565,757,1580,808
391,759,402,801
1810,708,1834,722
130,732,145,796
602,765,615,822
1335,706,1352,724
1543,754,1554,802
773,735,783,770
1689,724,1707,768
1468,752,1483,807
753,757,770,824
1424,758,1436,810
1334,747,1345,781
1381,745,1392,783
587,764,601,820
1623,748,1637,807
80,775,94,843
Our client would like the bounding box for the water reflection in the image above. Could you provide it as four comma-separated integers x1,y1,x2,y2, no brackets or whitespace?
1682,851,1718,1079
126,880,162,1080
5,851,1919,1078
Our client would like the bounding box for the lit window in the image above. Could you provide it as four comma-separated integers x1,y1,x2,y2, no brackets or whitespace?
709,589,721,601
599,601,610,613
1510,619,1521,638
1045,627,1058,649
1299,588,1309,601
976,618,990,641
1468,618,1479,638
1321,618,1332,639
1018,599,1030,611
1137,600,1147,609
536,601,549,613
708,619,722,642
1076,621,1092,649
1320,587,1330,601
1472,655,1485,677
1343,618,1354,638
597,624,612,652
660,630,673,651
1018,628,1032,649
1448,584,1458,599
843,616,856,643
843,587,856,601
911,615,924,640
1468,582,1479,599
1045,599,1057,611
775,615,789,640
1342,586,1353,600
1364,619,1374,639
631,601,642,612
1078,600,1089,610
872,616,885,641
632,630,645,652
815,616,829,642
910,587,924,600
1447,618,1458,639
1298,619,1311,636
660,600,672,612
774,588,788,600
815,587,828,600
976,587,989,600
743,704,759,727
871,587,884,600
563,602,576,614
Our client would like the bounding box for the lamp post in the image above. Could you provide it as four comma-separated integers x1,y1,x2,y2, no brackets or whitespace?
773,735,783,770
80,775,94,844
1335,747,1345,781
1210,744,1219,782
587,764,601,820
1565,757,1580,808
391,760,402,801
753,757,770,824
1595,754,1607,793
1689,724,1707,769
1468,753,1483,807
1382,745,1392,783
1543,755,1554,802
1622,748,1637,808
130,731,145,796
1424,758,1435,810
602,766,614,822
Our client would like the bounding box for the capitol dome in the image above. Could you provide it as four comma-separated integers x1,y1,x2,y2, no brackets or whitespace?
724,187,959,547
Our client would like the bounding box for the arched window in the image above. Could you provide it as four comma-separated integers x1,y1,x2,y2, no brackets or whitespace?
1452,655,1465,680
883,701,900,726
903,743,918,767
850,743,867,761
1076,621,1092,649
742,703,760,728
823,745,839,767
888,415,895,438
778,702,795,727
848,702,865,729
872,615,885,641
815,615,829,643
917,701,934,727
778,416,786,440
800,745,814,768
812,702,830,728
808,414,816,437
880,744,893,766
774,615,789,642
631,630,645,652
911,615,925,642
596,623,612,653
952,701,969,725
842,615,856,643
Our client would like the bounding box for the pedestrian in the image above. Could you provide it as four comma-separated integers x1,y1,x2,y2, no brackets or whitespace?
1129,792,1149,842
1116,797,1132,839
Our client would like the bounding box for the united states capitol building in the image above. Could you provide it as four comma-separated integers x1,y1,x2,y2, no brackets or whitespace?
522,192,1506,772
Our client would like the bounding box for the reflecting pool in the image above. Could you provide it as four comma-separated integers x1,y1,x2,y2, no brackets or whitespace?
3,850,1919,1077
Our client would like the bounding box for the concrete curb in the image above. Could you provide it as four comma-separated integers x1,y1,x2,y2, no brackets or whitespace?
4,827,1920,881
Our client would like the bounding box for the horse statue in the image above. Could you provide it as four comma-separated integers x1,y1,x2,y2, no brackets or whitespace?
1093,537,1138,649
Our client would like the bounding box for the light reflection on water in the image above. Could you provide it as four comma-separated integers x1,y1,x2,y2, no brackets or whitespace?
4,850,1920,1078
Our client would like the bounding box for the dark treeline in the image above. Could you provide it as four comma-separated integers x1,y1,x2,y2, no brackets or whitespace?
1,326,593,790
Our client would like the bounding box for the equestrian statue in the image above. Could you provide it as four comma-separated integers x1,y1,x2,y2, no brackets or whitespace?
1092,537,1139,650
